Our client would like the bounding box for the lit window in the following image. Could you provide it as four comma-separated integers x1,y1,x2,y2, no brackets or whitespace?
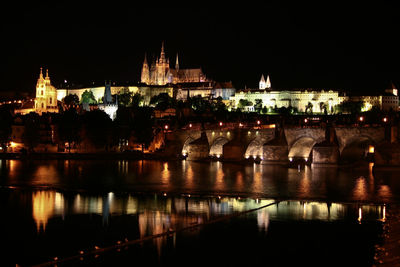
41,90,43,95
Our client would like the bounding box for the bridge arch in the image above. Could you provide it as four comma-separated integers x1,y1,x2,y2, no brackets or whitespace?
209,137,230,157
288,136,320,161
245,139,264,159
181,137,195,156
340,136,376,164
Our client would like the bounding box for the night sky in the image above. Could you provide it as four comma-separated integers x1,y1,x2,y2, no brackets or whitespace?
2,3,400,94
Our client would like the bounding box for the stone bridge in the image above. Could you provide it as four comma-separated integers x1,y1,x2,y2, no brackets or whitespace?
162,124,394,166
163,126,275,161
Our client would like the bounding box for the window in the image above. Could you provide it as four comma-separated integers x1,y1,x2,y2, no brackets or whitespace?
41,90,43,95
50,98,52,104
41,103,44,108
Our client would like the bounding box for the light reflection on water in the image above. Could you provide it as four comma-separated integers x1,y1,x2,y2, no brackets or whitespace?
2,159,400,203
0,189,386,266
30,190,386,235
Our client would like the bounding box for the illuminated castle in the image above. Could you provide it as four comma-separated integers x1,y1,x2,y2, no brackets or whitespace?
141,42,207,85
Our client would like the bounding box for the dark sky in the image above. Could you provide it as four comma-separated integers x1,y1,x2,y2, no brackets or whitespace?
1,3,400,94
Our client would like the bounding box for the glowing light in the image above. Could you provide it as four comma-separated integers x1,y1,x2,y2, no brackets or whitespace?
10,142,16,148
245,155,250,159
219,122,223,127
289,157,293,162
304,118,308,123
189,123,192,128
382,205,386,222
359,116,364,122
257,120,261,125
368,145,375,153
239,123,243,127
358,207,362,223
383,117,388,123
216,154,221,158
164,125,169,130
304,157,308,162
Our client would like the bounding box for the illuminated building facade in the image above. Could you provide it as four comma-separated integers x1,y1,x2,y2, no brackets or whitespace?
141,42,207,86
15,68,58,115
231,88,340,113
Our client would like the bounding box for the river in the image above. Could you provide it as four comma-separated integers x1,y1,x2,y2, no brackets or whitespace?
0,159,398,266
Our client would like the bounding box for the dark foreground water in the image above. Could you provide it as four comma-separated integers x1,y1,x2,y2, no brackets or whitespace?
0,159,398,266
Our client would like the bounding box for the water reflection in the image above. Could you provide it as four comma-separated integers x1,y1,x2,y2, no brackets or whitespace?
2,160,400,203
27,190,387,236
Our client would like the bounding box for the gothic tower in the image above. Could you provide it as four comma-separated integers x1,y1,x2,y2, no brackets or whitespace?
140,54,150,84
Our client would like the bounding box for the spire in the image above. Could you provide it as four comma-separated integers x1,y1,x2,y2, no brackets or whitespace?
259,74,266,89
159,41,166,63
143,53,148,65
45,69,49,79
266,75,271,89
39,67,44,79
175,53,179,70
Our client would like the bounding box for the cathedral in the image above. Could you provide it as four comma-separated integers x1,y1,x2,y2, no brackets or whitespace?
141,42,207,85
15,68,58,115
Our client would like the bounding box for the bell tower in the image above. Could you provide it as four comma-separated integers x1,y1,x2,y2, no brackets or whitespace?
34,68,58,115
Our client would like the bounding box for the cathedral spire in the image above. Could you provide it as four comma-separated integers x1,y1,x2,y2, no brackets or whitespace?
159,41,166,63
266,74,271,89
45,69,49,79
39,67,44,79
175,53,179,70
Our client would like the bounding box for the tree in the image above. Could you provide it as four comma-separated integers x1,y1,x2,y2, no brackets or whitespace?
305,102,313,114
150,93,175,110
63,94,79,107
81,110,113,150
131,93,143,108
58,109,81,152
189,95,211,114
80,90,97,104
118,88,133,107
254,99,263,113
0,106,13,152
319,102,328,115
336,100,363,114
238,99,253,110
23,113,40,152
132,107,154,152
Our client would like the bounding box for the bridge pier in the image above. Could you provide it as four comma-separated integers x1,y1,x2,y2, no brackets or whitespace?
223,129,247,161
262,127,288,165
187,131,210,161
311,143,339,168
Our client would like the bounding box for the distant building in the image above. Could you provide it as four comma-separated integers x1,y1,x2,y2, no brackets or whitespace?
15,68,58,115
141,42,207,86
97,82,118,120
259,74,271,90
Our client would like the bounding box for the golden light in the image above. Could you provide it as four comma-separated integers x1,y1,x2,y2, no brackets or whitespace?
189,123,192,128
164,125,169,130
304,118,308,123
359,116,364,122
219,122,223,126
383,117,388,123
10,142,16,148
257,120,261,125
239,123,243,127
368,145,375,153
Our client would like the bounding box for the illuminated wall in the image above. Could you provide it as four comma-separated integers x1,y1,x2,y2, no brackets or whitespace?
230,89,341,113
57,86,139,102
